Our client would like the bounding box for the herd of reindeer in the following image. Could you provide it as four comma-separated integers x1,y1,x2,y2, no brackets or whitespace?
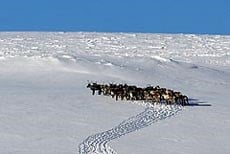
87,82,189,106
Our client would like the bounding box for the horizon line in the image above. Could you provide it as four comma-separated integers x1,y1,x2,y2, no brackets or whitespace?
0,30,229,36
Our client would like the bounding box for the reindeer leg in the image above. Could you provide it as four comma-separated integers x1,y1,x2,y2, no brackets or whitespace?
92,90,95,95
121,95,124,100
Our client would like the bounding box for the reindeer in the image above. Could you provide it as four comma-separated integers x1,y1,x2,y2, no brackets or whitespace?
151,91,162,103
180,95,189,106
86,82,189,106
86,83,101,95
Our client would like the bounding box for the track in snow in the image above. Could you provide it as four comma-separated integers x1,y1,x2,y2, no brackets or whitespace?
79,104,182,154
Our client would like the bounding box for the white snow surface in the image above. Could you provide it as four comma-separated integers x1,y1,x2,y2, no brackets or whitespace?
0,32,230,154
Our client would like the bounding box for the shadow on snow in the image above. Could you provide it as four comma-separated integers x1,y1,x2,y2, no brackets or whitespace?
187,98,212,106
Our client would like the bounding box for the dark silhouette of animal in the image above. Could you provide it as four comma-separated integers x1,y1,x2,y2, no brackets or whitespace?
86,82,189,106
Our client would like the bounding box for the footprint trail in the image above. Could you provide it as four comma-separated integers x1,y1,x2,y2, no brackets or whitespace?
79,104,182,154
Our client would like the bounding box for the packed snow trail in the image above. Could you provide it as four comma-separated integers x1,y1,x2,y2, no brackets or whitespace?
79,104,182,154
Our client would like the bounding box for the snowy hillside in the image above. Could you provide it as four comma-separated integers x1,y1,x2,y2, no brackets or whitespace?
0,32,229,154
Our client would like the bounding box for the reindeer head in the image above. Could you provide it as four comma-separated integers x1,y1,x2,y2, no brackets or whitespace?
86,83,91,88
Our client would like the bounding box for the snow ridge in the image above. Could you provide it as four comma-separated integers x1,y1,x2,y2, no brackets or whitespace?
79,104,182,154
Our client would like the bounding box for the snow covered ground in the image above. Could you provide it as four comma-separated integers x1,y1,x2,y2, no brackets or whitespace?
0,32,229,154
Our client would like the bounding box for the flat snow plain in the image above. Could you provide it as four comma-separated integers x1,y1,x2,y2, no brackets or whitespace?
0,32,229,154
